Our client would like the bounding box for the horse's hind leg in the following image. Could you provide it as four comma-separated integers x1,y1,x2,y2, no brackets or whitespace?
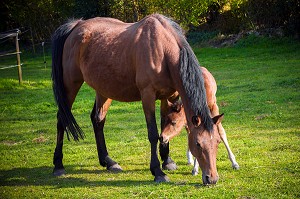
53,116,66,176
211,103,239,169
53,81,83,176
91,95,122,172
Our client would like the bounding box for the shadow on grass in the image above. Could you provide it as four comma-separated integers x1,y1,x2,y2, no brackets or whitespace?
0,165,205,188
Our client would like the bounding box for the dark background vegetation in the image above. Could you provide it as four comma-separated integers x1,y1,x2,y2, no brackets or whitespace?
1,0,299,45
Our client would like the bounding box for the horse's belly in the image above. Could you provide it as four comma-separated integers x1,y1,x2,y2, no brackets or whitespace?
103,85,141,102
85,76,175,102
85,77,141,102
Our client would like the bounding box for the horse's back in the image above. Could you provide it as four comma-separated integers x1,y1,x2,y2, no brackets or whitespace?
62,15,179,102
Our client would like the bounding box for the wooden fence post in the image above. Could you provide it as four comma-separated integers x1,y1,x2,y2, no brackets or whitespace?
42,42,46,68
15,30,22,84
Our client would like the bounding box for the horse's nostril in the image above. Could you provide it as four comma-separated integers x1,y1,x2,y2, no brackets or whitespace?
205,175,218,185
206,175,210,184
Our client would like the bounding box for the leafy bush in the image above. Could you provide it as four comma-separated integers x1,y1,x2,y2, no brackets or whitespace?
1,0,299,44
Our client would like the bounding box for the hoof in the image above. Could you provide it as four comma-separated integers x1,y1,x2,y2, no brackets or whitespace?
187,162,194,166
232,163,240,170
154,175,170,183
192,169,199,176
108,163,123,172
162,162,177,171
53,168,65,176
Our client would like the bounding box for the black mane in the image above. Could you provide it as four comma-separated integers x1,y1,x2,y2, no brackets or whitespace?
156,14,213,132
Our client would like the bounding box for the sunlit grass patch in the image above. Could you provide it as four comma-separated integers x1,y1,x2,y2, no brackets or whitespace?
0,36,299,198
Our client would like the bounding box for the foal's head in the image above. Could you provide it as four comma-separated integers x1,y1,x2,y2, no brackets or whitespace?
160,100,186,144
189,113,223,185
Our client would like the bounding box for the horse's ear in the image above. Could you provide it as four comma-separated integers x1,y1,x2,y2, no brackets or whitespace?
212,113,224,125
192,116,201,127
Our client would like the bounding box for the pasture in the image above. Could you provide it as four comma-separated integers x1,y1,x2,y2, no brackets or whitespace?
0,36,299,198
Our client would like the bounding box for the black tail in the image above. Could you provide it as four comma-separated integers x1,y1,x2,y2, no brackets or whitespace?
51,19,84,141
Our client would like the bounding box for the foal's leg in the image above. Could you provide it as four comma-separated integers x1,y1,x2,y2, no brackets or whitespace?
91,95,122,171
141,90,169,182
159,142,178,170
187,149,194,165
211,103,239,169
159,99,177,170
192,158,199,176
217,124,240,169
184,126,200,175
184,126,194,165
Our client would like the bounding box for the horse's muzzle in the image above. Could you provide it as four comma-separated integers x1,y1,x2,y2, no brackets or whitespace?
159,136,169,144
203,175,219,185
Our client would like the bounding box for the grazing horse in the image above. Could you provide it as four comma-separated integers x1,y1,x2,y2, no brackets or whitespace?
51,14,223,184
159,67,240,175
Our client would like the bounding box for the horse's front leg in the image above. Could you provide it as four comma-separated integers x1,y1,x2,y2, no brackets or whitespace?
53,82,82,176
141,91,169,182
91,96,122,172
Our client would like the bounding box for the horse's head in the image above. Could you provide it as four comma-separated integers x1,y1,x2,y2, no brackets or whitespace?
160,99,224,185
160,100,186,144
188,113,224,185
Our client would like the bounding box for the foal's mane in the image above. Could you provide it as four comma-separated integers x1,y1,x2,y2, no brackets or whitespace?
153,14,213,132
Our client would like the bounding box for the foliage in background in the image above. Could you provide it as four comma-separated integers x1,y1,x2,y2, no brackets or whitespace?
0,0,74,42
1,0,299,44
245,0,300,35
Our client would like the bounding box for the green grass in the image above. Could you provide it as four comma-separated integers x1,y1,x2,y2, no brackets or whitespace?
0,36,299,198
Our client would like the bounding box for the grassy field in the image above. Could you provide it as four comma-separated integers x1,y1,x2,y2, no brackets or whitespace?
0,36,299,198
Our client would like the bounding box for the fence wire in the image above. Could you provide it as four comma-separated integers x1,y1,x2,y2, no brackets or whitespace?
0,42,51,69
0,63,23,70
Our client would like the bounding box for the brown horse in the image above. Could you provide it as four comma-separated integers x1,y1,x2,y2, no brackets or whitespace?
159,67,239,176
51,14,222,184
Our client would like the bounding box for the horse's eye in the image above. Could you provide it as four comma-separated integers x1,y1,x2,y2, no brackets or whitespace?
196,142,201,148
171,121,177,126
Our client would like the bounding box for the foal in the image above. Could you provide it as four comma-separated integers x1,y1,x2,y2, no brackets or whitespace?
160,67,239,175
